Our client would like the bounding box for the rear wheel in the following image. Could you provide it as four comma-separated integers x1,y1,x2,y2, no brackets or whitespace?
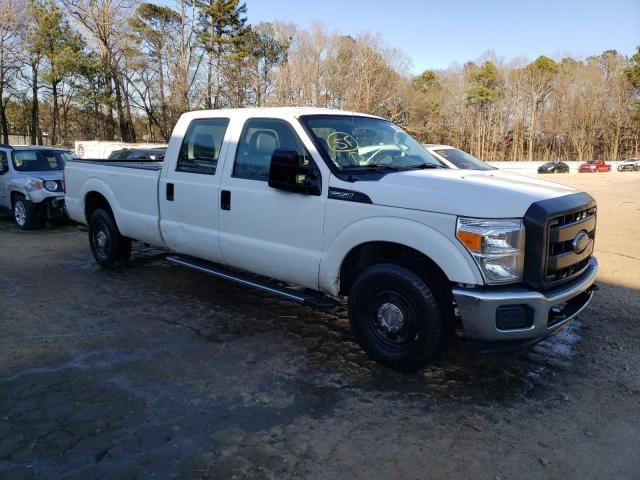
89,209,131,268
348,263,445,371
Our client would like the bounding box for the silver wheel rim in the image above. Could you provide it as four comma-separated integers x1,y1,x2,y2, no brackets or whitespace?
96,231,107,248
377,303,404,334
93,227,109,258
14,202,26,226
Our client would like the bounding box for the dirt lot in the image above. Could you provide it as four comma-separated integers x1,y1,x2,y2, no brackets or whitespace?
1,172,639,479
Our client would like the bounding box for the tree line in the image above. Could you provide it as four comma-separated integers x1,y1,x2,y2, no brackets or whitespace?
1,0,639,160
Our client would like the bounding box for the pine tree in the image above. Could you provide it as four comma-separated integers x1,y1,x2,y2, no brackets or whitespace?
194,0,247,109
29,0,84,145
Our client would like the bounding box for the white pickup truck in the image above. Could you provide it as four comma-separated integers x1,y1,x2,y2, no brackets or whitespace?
64,108,598,371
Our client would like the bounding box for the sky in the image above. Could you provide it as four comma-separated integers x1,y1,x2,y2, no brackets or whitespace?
240,0,640,73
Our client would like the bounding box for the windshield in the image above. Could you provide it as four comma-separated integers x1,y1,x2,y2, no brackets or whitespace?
300,115,443,172
12,149,76,171
431,148,494,171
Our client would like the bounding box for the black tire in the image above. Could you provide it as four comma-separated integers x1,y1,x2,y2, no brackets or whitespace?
13,194,38,230
348,263,445,372
89,209,130,268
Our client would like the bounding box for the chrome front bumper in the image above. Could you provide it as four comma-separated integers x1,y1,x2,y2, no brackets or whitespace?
452,257,598,343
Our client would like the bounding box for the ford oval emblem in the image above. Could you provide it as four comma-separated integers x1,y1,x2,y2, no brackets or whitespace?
572,230,590,254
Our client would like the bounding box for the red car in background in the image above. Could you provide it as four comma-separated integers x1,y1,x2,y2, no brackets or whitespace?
578,160,611,173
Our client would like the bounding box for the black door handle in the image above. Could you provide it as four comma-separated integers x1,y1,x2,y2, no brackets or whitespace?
166,183,174,201
221,190,231,210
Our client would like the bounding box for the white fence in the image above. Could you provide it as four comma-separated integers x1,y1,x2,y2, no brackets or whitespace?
6,134,50,146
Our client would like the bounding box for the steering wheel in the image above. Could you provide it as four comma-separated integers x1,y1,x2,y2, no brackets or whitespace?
365,146,405,165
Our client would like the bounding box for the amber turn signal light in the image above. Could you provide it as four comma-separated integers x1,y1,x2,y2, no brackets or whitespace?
456,230,482,251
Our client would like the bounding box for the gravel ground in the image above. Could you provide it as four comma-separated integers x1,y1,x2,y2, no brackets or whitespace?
0,172,639,479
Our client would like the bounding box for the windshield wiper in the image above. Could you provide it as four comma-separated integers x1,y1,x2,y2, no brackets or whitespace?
404,163,443,169
344,164,400,171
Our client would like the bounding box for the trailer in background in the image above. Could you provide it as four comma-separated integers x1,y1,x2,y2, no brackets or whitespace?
74,141,167,160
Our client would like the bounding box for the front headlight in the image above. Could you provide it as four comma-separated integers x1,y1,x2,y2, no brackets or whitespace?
44,180,58,192
24,178,43,191
456,217,525,285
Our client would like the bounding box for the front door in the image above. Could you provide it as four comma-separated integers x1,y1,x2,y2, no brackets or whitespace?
159,117,231,263
219,117,326,290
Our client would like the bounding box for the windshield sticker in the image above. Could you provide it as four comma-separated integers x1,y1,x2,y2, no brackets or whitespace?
327,132,358,152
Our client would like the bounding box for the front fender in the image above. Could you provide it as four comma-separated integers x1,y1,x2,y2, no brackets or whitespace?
319,215,483,297
7,178,29,203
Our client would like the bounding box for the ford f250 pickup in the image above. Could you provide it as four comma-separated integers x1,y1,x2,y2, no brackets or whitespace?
64,108,599,371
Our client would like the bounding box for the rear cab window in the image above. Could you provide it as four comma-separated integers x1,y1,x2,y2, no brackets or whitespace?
177,118,230,175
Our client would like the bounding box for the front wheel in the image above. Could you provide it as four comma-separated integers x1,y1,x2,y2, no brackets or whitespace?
89,209,131,268
348,263,445,371
13,195,38,230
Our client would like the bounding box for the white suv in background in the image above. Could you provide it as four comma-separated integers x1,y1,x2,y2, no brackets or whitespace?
424,144,495,171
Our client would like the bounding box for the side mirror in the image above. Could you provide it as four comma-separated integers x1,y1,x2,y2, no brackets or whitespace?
268,149,321,196
0,163,8,175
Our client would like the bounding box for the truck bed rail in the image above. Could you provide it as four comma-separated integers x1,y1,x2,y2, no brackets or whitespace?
66,159,163,171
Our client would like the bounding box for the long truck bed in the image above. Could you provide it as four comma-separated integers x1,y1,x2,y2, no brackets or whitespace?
64,159,165,246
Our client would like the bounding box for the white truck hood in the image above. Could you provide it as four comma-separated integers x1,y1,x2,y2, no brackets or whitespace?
347,169,577,218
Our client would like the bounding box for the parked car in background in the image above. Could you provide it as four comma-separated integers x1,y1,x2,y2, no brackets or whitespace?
423,144,495,170
108,147,166,161
537,161,570,174
578,160,611,173
0,145,76,229
617,158,639,172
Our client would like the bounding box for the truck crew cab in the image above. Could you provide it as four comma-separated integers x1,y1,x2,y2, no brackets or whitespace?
64,108,598,371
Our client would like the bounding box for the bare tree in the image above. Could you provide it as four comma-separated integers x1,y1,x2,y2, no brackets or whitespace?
62,0,135,140
0,0,27,143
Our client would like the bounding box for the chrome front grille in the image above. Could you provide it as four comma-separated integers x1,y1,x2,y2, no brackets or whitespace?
545,206,596,284
523,192,597,291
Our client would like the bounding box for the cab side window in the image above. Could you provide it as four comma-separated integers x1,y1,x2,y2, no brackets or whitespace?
233,118,312,181
0,151,8,173
177,118,230,175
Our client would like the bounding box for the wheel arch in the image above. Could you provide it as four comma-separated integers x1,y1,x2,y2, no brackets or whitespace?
319,216,483,297
338,241,450,297
10,190,23,207
79,178,120,228
85,191,114,224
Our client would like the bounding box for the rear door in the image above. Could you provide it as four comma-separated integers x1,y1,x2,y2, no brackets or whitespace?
159,117,231,263
218,117,326,289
